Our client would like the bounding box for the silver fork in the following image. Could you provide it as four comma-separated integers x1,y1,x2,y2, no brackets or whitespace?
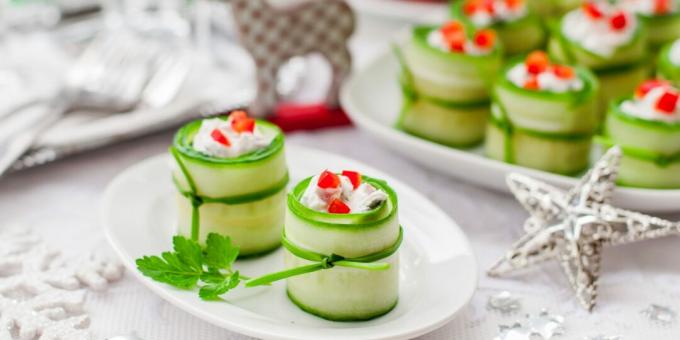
0,33,159,177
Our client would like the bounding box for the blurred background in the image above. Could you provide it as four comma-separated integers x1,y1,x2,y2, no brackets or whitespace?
0,0,438,174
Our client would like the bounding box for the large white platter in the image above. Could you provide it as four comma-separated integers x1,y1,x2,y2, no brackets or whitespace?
103,144,477,340
340,47,680,213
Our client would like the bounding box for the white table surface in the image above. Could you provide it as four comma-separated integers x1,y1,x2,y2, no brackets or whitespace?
2,11,680,340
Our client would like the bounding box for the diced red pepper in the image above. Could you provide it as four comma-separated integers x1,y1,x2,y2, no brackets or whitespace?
210,129,230,146
524,76,539,90
318,170,340,189
552,65,575,79
582,2,603,19
505,0,523,9
230,110,248,121
656,90,679,114
342,170,362,189
655,0,671,14
482,0,495,14
526,51,549,75
463,0,480,15
445,32,467,52
474,29,496,49
232,117,256,133
441,21,465,38
328,199,351,214
609,11,628,31
636,79,670,98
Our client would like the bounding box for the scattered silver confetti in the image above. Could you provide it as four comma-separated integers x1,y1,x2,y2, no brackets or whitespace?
495,309,566,340
488,147,680,311
584,335,621,340
494,322,532,340
487,291,522,314
641,304,677,325
526,309,565,339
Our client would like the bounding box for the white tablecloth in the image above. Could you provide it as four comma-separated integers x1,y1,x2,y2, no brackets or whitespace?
2,12,680,340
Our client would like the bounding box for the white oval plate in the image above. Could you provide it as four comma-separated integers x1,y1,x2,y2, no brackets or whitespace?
340,47,680,213
347,0,446,23
103,144,477,340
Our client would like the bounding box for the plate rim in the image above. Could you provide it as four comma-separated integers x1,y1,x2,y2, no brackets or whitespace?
102,144,478,340
339,44,680,212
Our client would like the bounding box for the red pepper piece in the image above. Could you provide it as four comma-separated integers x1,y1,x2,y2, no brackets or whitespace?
342,170,362,189
318,170,340,189
328,199,351,214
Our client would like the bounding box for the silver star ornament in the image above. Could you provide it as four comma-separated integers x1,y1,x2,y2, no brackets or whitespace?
488,146,680,311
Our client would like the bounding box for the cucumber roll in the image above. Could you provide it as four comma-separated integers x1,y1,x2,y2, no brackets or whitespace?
620,0,680,49
397,21,503,147
658,39,680,87
548,2,648,114
450,0,546,55
249,170,402,321
597,80,680,188
486,51,600,174
171,111,288,256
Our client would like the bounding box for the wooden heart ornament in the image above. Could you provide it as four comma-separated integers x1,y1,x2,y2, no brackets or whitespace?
231,0,355,117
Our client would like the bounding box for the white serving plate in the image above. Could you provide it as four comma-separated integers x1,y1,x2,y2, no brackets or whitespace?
340,47,680,213
103,144,477,340
347,0,447,23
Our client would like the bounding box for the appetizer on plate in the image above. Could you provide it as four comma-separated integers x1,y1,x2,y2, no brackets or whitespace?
281,170,402,321
397,20,503,147
170,111,288,256
486,51,600,174
450,0,546,55
598,80,680,188
658,39,680,86
548,2,648,113
621,0,680,49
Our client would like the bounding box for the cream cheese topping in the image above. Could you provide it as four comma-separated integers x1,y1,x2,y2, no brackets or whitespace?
300,174,388,213
467,1,528,27
507,63,584,93
427,30,494,55
562,7,638,57
620,86,680,123
192,118,272,158
620,0,678,16
670,39,680,66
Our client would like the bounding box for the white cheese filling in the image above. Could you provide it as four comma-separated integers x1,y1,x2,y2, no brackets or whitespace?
562,8,638,57
620,0,678,16
507,63,584,93
670,39,680,66
620,87,680,123
192,118,272,158
467,1,528,27
300,174,388,213
427,30,493,56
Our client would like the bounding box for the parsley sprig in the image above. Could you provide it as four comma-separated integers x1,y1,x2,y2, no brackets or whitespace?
136,233,245,300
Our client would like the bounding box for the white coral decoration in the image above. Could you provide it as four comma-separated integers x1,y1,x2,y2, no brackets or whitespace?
0,226,124,340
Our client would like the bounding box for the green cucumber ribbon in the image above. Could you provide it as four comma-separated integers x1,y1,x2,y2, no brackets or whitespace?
170,146,289,241
246,227,404,287
392,44,490,118
594,136,680,167
490,96,593,164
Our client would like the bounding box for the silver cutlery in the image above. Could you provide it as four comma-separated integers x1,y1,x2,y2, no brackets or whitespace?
0,32,164,177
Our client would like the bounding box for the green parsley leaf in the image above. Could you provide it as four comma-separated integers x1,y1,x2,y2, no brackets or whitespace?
204,233,239,270
136,252,202,289
199,271,242,300
173,235,203,272
135,234,245,299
